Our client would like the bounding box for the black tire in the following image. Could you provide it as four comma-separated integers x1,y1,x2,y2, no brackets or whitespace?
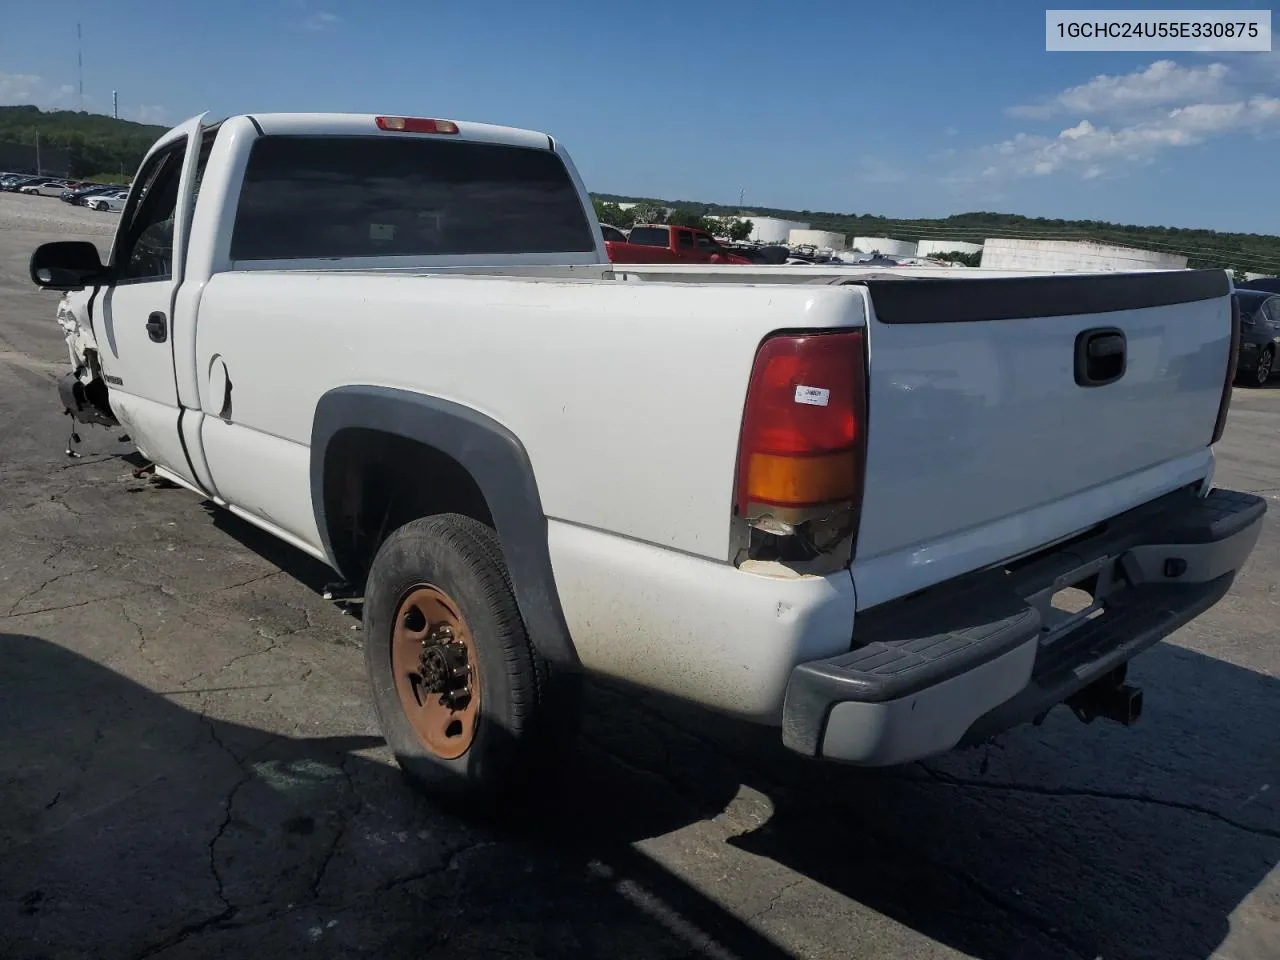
1253,347,1274,386
363,513,576,803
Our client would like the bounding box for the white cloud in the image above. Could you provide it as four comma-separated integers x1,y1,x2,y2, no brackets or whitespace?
304,9,341,30
0,71,171,126
981,96,1280,178
1009,59,1231,120
859,155,907,184
128,104,171,125
968,56,1280,181
0,72,79,110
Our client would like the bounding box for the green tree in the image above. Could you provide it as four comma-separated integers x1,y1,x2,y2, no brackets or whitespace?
727,218,753,242
667,208,709,230
0,106,165,178
629,203,668,225
930,250,982,267
592,199,635,229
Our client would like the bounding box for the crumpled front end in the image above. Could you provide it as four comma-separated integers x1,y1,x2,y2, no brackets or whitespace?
55,292,118,429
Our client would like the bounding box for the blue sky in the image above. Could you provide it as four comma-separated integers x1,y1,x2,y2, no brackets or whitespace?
1,0,1277,233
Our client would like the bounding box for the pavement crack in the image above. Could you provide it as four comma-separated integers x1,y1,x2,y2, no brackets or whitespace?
921,767,1280,841
750,877,805,922
5,588,152,620
131,720,250,959
309,753,361,901
7,570,77,617
201,570,283,595
120,603,166,674
374,839,490,895
132,906,236,960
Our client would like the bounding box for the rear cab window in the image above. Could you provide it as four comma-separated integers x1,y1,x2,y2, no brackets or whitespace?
627,226,671,247
229,135,596,262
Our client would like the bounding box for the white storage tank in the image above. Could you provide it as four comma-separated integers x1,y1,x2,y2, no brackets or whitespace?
852,237,917,257
980,238,1187,272
745,216,810,244
917,239,984,258
788,229,846,250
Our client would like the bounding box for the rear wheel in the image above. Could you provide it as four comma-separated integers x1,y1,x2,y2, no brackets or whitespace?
1254,347,1274,386
363,513,575,803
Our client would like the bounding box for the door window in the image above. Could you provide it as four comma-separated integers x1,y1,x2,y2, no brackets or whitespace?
113,139,187,283
676,230,694,249
1265,298,1280,326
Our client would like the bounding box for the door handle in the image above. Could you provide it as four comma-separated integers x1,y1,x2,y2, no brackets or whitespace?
1074,327,1126,387
145,311,168,343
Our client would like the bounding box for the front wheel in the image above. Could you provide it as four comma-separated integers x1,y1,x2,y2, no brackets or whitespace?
363,513,576,803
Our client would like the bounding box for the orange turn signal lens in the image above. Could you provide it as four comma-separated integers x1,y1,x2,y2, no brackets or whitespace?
744,452,856,508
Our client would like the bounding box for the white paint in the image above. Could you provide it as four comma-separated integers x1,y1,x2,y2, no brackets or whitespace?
854,292,1228,604
64,110,1237,735
194,270,865,559
546,519,856,719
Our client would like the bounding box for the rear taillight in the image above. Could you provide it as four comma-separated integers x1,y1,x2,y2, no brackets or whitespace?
1210,295,1241,445
735,331,868,541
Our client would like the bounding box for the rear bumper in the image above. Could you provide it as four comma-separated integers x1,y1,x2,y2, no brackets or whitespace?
781,487,1265,765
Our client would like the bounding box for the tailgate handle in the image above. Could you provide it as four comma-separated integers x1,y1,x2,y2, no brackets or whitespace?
1075,328,1126,387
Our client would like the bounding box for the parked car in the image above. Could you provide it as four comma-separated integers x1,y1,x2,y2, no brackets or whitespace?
84,190,128,212
34,111,1263,805
1235,290,1280,385
605,223,754,264
1,175,41,192
66,184,126,205
1240,277,1280,295
19,180,70,197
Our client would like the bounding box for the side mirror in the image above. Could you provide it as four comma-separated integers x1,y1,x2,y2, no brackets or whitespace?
29,240,111,291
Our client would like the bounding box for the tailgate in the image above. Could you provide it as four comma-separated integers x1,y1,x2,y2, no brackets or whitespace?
851,269,1233,606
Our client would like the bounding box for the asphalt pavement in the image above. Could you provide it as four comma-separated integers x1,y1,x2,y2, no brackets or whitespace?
1,193,1276,960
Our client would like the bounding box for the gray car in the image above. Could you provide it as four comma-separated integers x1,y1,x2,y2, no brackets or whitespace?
1235,290,1280,386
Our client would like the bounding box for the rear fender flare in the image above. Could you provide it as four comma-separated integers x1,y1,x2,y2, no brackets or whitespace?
310,385,578,669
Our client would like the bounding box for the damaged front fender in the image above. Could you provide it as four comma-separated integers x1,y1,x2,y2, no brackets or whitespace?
55,292,118,428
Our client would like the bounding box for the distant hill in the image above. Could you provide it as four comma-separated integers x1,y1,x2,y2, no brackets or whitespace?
593,193,1280,278
0,105,166,178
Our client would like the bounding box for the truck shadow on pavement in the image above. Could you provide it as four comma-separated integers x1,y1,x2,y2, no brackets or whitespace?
4,629,1276,960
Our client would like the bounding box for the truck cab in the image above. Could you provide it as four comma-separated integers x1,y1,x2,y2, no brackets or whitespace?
605,223,752,264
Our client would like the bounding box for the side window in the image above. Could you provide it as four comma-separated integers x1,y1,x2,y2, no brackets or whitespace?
1265,299,1280,325
695,232,717,250
676,230,694,249
190,131,216,209
114,139,187,283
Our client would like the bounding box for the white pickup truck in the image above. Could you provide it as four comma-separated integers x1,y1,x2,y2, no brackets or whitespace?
36,112,1265,801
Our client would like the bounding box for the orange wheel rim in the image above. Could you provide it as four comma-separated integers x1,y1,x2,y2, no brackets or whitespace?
390,584,480,760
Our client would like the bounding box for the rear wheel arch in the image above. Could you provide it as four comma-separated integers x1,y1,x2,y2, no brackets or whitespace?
310,386,579,670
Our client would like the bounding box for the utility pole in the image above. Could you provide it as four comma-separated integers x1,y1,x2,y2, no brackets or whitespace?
77,23,84,111
35,132,42,176
739,187,745,209
113,90,118,119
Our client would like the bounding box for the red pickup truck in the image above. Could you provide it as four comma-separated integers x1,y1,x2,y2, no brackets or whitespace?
605,223,753,264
